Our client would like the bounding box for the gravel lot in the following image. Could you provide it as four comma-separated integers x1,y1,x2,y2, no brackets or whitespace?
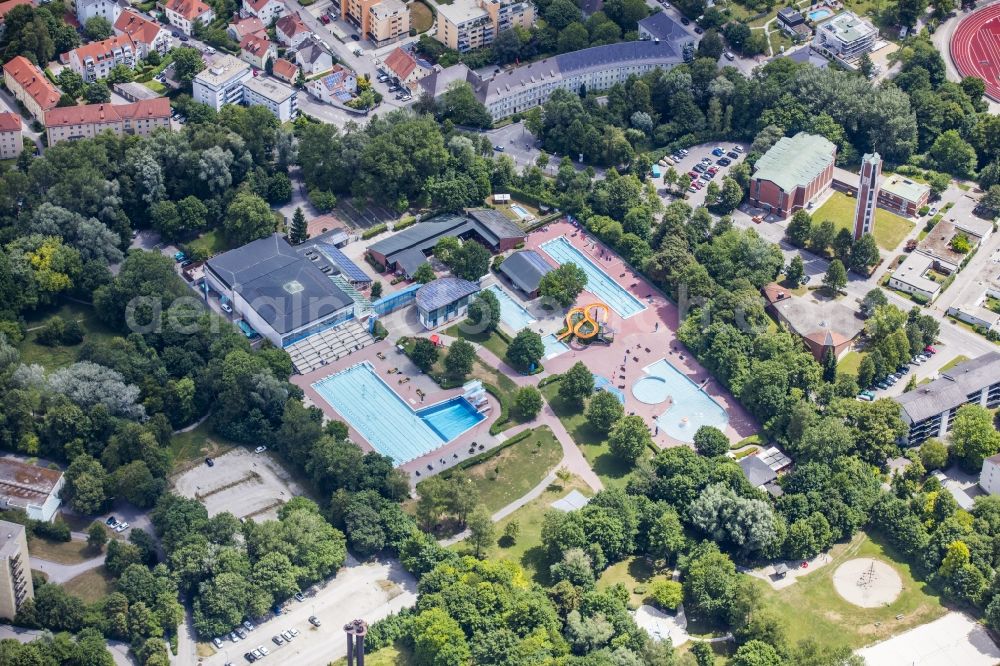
172,448,305,522
856,611,1000,665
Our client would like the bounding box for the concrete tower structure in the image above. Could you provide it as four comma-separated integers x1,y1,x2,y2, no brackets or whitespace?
345,618,368,666
854,152,881,240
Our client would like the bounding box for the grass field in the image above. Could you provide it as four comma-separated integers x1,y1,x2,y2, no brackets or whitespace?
814,192,915,250
410,1,433,33
753,532,946,652
442,322,509,360
332,643,413,666
169,421,238,472
63,566,115,604
143,80,167,93
27,538,98,565
939,354,970,373
596,556,670,610
839,350,864,377
540,379,640,489
452,475,593,584
185,229,231,259
18,302,118,368
426,426,562,513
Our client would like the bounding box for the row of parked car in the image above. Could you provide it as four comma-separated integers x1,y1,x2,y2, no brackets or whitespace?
858,346,938,399
104,516,129,533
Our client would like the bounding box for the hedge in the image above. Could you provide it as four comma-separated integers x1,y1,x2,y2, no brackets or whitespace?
362,223,388,240
485,382,512,435
394,216,417,231
444,427,535,472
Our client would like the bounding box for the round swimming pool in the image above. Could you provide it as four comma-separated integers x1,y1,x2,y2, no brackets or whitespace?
632,376,670,404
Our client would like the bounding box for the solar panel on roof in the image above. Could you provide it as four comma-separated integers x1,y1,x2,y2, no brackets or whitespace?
316,243,371,283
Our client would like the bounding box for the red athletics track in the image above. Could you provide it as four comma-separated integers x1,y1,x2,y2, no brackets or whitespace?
952,4,1000,101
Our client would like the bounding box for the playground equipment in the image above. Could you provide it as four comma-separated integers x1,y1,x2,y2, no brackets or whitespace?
557,303,613,344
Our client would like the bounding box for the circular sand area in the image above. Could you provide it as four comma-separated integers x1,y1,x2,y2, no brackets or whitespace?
832,558,902,607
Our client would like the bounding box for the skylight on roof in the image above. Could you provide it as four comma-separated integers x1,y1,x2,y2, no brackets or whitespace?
284,280,304,294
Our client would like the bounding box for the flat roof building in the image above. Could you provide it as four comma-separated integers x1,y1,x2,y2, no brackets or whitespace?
415,277,481,329
0,521,32,620
367,210,525,276
0,457,65,522
193,54,252,110
896,351,1000,445
879,175,930,217
434,0,533,52
813,11,878,61
750,132,837,218
497,249,553,298
888,251,941,303
205,234,359,347
242,76,297,121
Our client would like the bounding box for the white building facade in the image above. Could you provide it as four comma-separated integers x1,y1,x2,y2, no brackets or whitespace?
243,76,298,121
193,54,252,110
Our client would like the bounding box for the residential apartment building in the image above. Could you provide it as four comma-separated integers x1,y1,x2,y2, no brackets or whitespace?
76,0,124,28
114,10,172,57
239,33,275,69
45,98,171,144
0,458,65,522
879,175,930,217
812,11,878,61
242,0,284,25
193,54,252,110
0,112,23,159
368,0,409,47
981,453,1000,496
896,351,1000,445
435,0,532,52
2,56,60,122
243,75,297,121
0,521,32,621
307,64,357,104
275,12,311,48
749,132,837,218
163,0,214,35
65,34,137,82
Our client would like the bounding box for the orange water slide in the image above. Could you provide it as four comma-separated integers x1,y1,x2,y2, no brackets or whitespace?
557,303,610,341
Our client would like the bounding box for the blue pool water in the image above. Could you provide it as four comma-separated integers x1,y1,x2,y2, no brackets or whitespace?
510,204,530,219
639,359,729,443
542,333,569,359
808,8,831,20
487,284,536,331
312,362,484,464
541,238,647,319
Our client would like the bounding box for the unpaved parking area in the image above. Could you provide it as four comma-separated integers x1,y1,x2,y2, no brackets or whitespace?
856,611,1000,665
172,448,305,522
200,557,417,666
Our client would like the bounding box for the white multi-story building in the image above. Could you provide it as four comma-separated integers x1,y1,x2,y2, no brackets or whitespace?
0,522,32,621
981,453,1000,496
114,10,172,57
65,34,137,82
76,0,124,28
0,112,22,160
812,11,878,60
243,76,297,121
241,0,285,25
193,54,252,110
0,458,65,522
163,0,215,35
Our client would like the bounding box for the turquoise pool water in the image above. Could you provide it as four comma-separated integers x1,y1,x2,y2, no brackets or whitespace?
640,359,729,443
487,284,535,331
510,204,530,219
312,363,484,464
808,8,831,20
542,333,569,359
541,238,647,319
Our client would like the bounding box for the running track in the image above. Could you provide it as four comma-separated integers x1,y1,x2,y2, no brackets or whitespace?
952,4,1000,101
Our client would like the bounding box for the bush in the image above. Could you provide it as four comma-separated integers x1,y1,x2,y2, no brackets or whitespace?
362,223,388,240
35,316,84,346
395,216,417,231
33,520,71,542
648,579,683,611
308,189,337,212
918,205,930,216
512,386,542,420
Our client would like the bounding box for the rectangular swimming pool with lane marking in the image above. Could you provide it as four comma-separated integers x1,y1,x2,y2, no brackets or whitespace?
541,237,647,319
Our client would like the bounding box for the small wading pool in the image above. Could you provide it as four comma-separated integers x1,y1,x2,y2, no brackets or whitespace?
808,8,832,20
636,359,729,442
632,376,670,404
542,333,569,359
510,204,530,219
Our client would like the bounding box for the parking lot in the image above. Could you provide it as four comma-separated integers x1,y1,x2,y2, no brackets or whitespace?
657,140,750,208
172,448,306,522
334,198,400,229
201,557,418,666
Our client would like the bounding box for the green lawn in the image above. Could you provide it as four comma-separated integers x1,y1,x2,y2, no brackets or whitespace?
17,302,118,369
410,1,433,33
332,643,413,666
452,475,593,584
184,229,231,259
443,322,509,360
169,420,238,473
838,350,864,377
27,538,98,565
63,566,115,604
939,355,970,373
540,379,638,489
143,80,167,93
813,191,915,250
423,426,562,513
596,556,670,610
753,532,946,652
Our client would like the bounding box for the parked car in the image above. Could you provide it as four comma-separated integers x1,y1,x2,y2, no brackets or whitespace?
243,620,254,632
258,645,269,656
694,26,703,33
230,632,240,643
857,393,873,401
687,171,699,179
700,173,711,181
244,653,256,663
877,381,889,389
727,151,740,159
235,628,247,639
289,629,299,637
272,635,284,645
688,185,698,193
213,638,224,649
707,166,719,174
351,34,360,40
717,157,731,166
929,207,938,216
294,592,305,602
711,147,724,157
724,51,735,61
250,649,262,658
255,446,267,454
681,16,690,24
206,457,215,467
925,345,937,354
733,145,744,153
281,630,293,641
319,14,330,23
105,516,117,526
221,302,233,314
173,251,186,261
308,616,321,627
493,145,504,152
693,163,706,173
115,522,129,532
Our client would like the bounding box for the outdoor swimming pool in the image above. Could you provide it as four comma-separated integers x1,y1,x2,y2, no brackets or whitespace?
541,237,647,319
487,284,536,331
510,204,530,220
637,359,729,443
312,362,484,464
542,333,569,359
808,8,832,20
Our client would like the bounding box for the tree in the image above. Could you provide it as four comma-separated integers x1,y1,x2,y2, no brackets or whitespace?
506,329,544,371
87,522,108,551
411,608,471,665
84,81,110,103
513,386,542,419
224,191,275,245
608,415,650,463
586,390,624,434
860,288,889,318
502,520,520,544
823,259,847,293
717,177,744,213
858,355,876,388
810,219,836,253
467,505,495,558
445,242,490,281
822,348,837,383
413,262,435,284
951,404,1000,472
850,233,880,270
559,362,595,407
781,257,804,288
697,29,724,59
467,289,501,333
370,281,383,300
551,548,596,588
539,263,588,307
929,130,977,178
920,438,949,470
731,640,783,666
411,338,439,372
858,52,874,79
693,426,729,457
437,82,491,128
289,207,308,244
64,455,108,514
648,580,683,611
785,210,812,247
172,46,205,82
444,339,475,378
558,22,590,53
84,16,113,40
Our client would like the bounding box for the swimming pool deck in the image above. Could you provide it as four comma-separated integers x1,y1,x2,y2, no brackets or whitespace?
523,220,757,448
